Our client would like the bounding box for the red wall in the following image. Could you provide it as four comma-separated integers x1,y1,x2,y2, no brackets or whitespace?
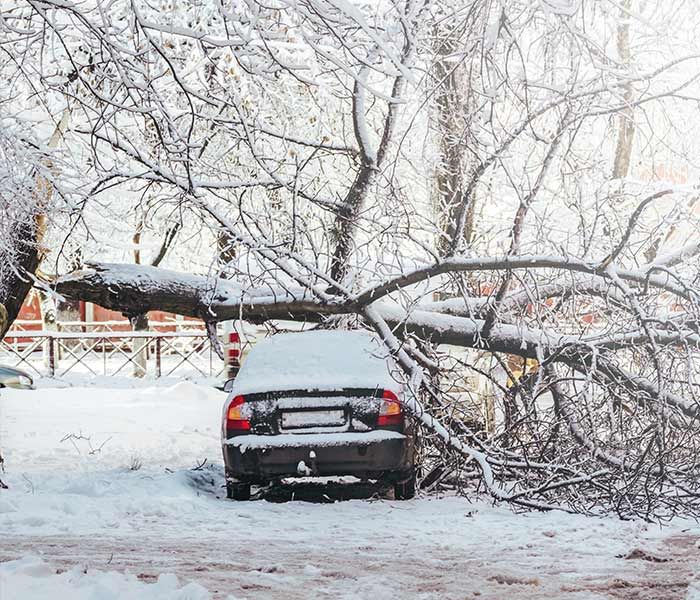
15,292,202,331
17,290,42,322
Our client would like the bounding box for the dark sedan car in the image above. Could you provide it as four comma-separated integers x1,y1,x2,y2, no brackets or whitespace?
0,365,35,390
221,330,416,500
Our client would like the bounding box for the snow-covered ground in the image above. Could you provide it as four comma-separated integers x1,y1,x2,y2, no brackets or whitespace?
0,381,697,599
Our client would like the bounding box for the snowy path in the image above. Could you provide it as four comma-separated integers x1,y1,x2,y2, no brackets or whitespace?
1,512,698,600
0,382,697,599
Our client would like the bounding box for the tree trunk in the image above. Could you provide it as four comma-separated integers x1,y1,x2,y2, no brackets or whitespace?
0,108,70,340
0,226,42,339
432,27,474,257
217,227,238,279
612,0,635,180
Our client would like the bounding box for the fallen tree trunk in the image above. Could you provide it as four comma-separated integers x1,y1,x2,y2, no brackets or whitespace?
53,263,346,323
54,263,695,362
53,263,572,357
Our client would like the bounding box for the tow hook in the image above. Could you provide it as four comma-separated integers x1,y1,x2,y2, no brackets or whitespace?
297,450,319,476
296,460,311,476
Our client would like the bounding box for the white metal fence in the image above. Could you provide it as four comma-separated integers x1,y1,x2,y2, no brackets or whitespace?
0,330,225,378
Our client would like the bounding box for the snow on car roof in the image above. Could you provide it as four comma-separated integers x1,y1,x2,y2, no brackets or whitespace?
229,330,402,396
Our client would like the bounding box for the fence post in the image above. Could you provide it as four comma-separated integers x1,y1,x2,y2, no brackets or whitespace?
155,336,162,378
48,335,56,377
226,331,240,380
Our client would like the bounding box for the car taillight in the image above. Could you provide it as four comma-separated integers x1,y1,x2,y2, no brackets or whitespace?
377,389,403,427
226,395,251,431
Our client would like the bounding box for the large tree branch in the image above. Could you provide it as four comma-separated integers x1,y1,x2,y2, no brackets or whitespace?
354,254,699,306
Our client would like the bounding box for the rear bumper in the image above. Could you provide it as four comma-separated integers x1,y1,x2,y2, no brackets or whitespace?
223,430,414,480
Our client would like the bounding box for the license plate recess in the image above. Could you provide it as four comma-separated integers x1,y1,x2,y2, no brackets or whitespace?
281,409,345,429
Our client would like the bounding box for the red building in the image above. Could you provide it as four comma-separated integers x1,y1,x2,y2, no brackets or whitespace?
15,290,202,333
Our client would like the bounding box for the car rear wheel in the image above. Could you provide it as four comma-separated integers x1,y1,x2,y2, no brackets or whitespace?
391,470,416,500
226,481,251,501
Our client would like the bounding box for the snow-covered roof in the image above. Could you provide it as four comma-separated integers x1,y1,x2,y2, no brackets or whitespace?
229,330,402,396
